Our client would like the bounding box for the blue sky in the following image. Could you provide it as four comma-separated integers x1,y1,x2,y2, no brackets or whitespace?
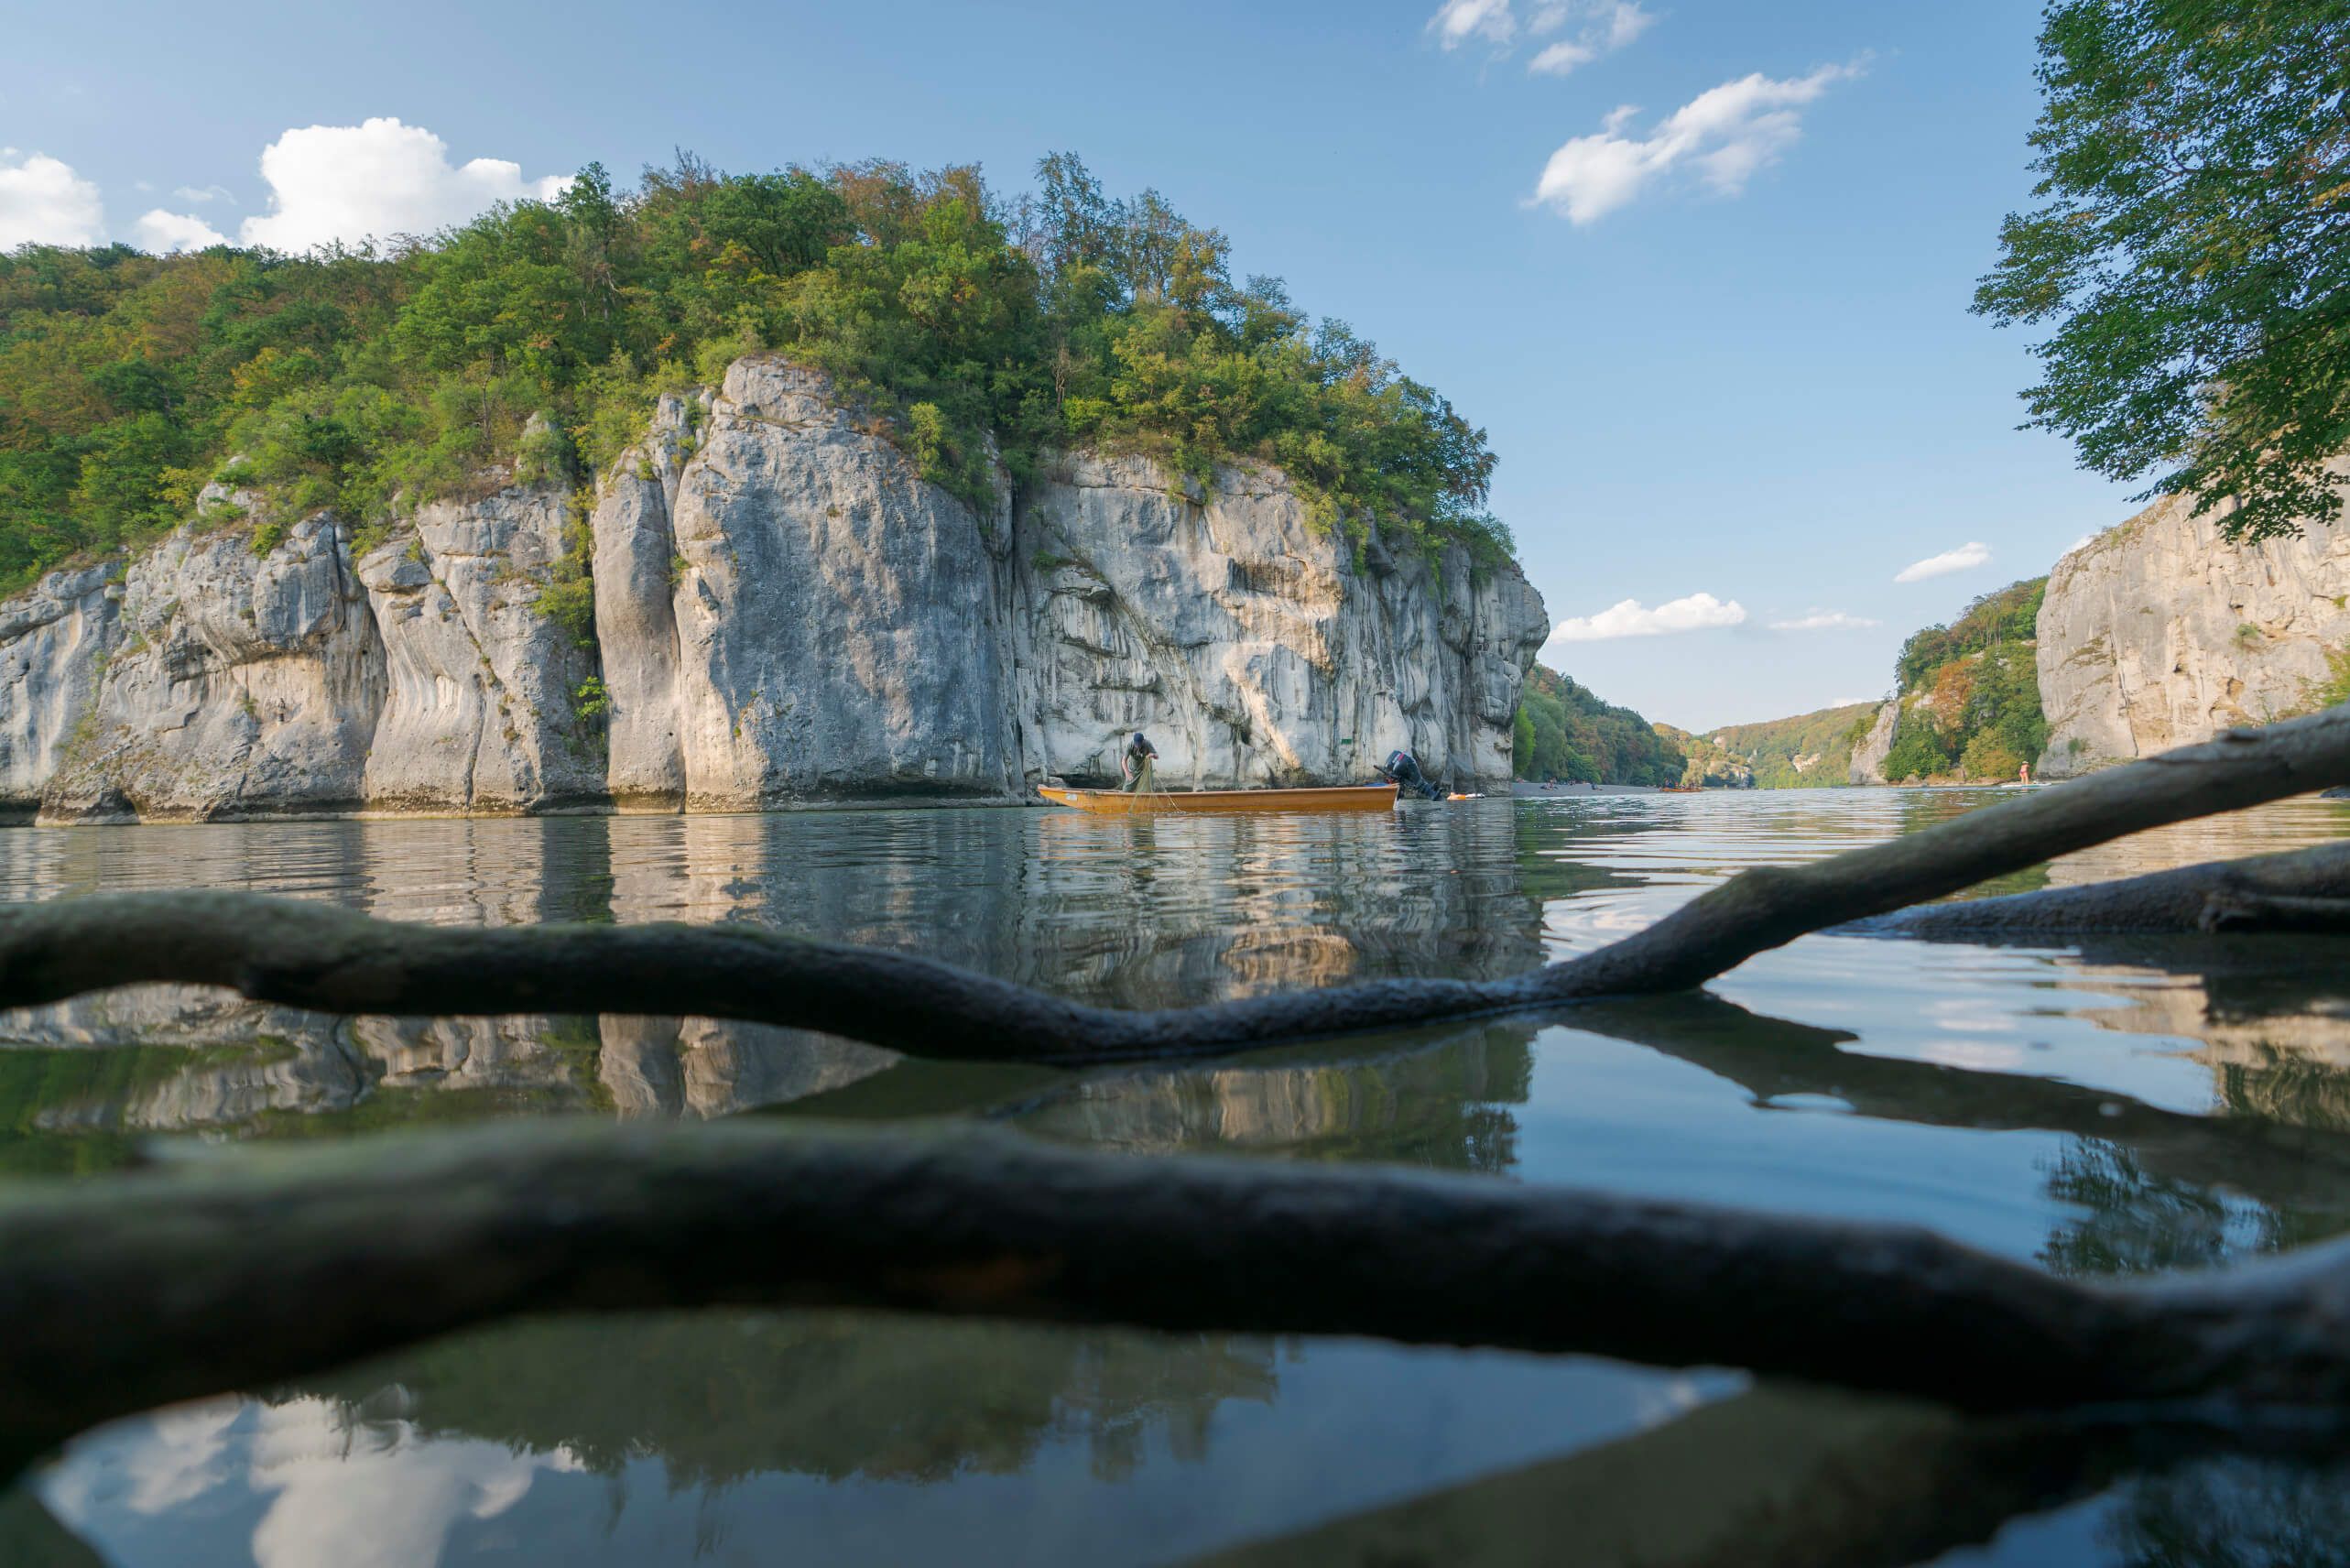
2,0,2132,730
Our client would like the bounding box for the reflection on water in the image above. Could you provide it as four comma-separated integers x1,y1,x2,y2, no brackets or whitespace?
2,789,2348,1566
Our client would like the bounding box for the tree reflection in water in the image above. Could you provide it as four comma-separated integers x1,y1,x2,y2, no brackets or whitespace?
306,1315,1279,1489
4,800,2350,1564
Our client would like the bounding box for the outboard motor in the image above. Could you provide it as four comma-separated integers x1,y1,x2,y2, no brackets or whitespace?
1379,749,1444,800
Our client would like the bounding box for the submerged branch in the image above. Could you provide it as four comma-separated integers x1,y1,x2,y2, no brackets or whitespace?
7,1119,2350,1476
3,708,2348,1064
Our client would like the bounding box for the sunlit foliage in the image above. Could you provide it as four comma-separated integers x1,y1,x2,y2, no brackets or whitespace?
1975,0,2350,542
0,153,1511,593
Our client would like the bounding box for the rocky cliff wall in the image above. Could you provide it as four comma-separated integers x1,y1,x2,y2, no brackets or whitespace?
2036,488,2350,778
0,357,1547,821
1847,699,1898,785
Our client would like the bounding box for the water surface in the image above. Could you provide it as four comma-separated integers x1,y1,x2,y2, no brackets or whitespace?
4,789,2349,1566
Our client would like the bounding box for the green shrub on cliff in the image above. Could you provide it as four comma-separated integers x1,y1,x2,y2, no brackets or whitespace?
0,154,1508,594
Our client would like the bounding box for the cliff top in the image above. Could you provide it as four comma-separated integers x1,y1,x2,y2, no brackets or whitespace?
0,153,1515,598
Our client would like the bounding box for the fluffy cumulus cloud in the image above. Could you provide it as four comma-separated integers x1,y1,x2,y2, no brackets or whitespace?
1769,609,1880,632
1430,0,1652,73
0,148,104,247
136,118,570,256
1548,591,1747,644
1894,541,1992,583
1531,59,1866,223
133,208,229,252
235,118,570,251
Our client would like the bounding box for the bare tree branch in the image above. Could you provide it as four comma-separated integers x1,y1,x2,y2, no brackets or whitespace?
1856,842,2350,937
4,709,2347,1066
5,1118,2350,1479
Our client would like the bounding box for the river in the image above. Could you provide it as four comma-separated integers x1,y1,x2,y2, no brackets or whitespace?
2,789,2347,1566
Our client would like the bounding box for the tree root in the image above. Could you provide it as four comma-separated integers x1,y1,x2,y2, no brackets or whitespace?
4,707,2348,1065
6,1117,2350,1479
1854,842,2350,938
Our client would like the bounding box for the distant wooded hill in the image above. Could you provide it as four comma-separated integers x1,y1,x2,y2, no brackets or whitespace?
1668,703,1884,789
1510,666,1685,787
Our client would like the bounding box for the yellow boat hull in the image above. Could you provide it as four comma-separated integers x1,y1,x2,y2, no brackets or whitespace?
1037,784,1398,815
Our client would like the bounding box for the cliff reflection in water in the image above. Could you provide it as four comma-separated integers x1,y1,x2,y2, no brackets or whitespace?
0,805,1552,1163
9,793,2350,1567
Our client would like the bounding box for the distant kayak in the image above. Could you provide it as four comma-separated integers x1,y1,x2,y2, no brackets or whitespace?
1038,784,1399,815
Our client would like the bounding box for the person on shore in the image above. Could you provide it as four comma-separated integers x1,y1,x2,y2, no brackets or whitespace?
2018,761,2031,787
1121,731,1159,793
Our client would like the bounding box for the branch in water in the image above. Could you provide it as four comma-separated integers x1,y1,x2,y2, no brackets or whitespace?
1854,842,2350,937
2,707,2347,1065
2,1118,2347,1477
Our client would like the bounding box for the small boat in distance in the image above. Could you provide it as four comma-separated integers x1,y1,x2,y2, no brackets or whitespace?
1038,783,1400,815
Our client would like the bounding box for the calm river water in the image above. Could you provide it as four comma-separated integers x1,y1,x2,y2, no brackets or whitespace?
4,789,2349,1566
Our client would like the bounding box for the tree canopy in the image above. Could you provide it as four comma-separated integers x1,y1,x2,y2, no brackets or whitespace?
0,154,1513,593
1975,0,2350,542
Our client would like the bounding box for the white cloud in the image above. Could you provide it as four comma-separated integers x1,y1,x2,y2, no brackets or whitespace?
1894,541,1992,583
1435,1,1653,73
1529,2,1654,74
238,117,570,253
43,1396,584,1568
0,148,104,247
133,208,229,252
1430,0,1516,49
172,183,235,205
1549,591,1746,643
1769,609,1881,631
1531,58,1866,223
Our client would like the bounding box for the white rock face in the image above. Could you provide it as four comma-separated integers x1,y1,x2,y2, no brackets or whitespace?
1012,452,1547,789
2036,490,2350,777
1848,700,1898,785
40,517,383,820
0,564,119,817
357,487,600,812
595,360,1019,808
3,357,1547,816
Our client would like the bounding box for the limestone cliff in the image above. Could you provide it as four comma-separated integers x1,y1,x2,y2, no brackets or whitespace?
0,357,1546,820
1013,450,1544,792
2036,488,2350,777
1847,700,1898,786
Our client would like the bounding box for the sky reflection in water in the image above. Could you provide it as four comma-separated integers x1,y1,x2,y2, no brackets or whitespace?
0,789,2345,1566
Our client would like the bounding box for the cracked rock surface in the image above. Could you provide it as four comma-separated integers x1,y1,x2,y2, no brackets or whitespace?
5,357,1548,820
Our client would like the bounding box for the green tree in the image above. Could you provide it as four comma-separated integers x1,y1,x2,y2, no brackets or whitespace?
1975,0,2350,542
0,152,1518,594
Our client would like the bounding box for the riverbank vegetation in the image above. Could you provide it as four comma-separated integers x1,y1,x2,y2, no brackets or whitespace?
1511,666,1685,786
1880,578,2050,783
0,154,1510,593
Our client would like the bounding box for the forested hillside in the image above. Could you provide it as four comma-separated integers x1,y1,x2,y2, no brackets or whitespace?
1511,666,1685,786
0,154,1512,593
1880,577,2049,782
1688,702,1882,789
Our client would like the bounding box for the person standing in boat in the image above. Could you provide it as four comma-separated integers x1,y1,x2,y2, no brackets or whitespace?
1121,731,1159,793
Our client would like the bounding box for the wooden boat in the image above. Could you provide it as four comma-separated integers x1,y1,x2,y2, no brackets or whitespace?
1037,783,1398,815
